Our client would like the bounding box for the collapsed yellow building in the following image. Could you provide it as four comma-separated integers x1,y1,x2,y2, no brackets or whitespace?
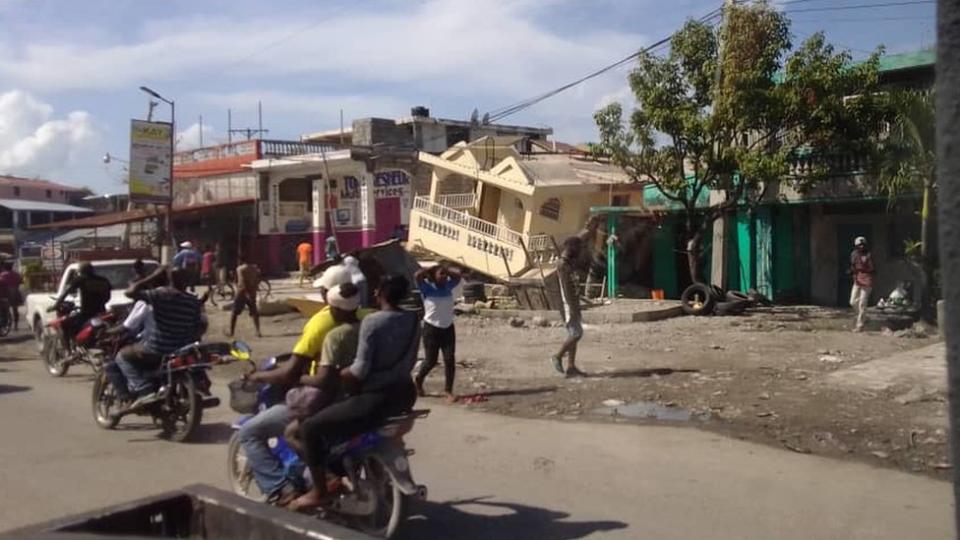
407,137,642,305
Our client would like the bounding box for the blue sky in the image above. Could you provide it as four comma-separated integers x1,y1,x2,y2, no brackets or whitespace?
0,0,937,194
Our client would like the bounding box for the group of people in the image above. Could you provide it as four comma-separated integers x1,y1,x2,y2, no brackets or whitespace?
239,262,420,511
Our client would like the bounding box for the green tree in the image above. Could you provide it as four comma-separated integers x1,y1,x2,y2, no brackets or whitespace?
594,1,888,282
876,91,937,311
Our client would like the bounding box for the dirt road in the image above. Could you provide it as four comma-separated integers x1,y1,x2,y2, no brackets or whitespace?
0,324,953,539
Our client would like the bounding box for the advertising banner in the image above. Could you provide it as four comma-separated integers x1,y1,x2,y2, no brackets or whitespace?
129,119,173,203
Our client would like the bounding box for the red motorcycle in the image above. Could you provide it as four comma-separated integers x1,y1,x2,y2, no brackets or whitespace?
42,301,123,377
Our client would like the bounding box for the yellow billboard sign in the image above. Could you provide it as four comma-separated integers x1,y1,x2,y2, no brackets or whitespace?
129,119,172,203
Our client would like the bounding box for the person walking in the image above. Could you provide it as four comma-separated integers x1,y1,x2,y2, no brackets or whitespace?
296,241,313,288
325,236,339,262
229,253,262,338
414,263,462,402
173,241,201,292
849,236,875,332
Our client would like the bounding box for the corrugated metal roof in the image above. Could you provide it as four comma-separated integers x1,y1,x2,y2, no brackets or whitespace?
0,199,93,212
878,50,935,72
0,175,88,192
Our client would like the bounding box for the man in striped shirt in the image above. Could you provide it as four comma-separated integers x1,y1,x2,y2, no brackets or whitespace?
114,266,203,408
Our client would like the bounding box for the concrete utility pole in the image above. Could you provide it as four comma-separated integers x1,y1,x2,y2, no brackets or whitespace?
935,0,960,532
710,0,736,289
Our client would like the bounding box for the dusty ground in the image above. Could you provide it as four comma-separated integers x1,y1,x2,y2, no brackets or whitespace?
210,302,949,480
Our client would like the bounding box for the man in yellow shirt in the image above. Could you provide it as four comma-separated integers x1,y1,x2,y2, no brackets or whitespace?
238,265,356,504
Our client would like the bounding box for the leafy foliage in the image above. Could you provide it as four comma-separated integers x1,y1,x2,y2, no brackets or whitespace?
594,1,888,280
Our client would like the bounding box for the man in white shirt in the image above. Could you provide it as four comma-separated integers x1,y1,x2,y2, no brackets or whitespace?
413,263,462,402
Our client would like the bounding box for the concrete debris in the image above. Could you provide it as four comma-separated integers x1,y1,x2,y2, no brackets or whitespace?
758,392,771,400
870,451,891,459
894,386,944,405
710,344,724,350
531,316,551,328
602,399,625,407
819,355,844,363
508,317,526,328
881,327,895,337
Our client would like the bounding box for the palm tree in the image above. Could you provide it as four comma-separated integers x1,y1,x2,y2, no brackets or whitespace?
877,91,936,315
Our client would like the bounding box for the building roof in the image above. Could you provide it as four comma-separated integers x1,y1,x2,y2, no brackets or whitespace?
0,199,93,213
28,197,255,229
878,50,935,72
302,115,552,144
517,154,630,186
0,175,88,193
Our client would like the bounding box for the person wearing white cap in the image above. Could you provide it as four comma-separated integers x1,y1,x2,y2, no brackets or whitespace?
849,236,875,332
342,255,368,307
239,270,363,505
172,241,201,292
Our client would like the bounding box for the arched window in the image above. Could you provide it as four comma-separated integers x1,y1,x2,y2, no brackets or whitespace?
539,197,561,220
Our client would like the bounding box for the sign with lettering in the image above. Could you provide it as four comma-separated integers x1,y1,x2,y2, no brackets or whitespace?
129,120,173,203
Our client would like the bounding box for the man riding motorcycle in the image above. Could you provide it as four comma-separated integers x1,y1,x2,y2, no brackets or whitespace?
50,262,111,350
113,265,203,410
238,265,356,505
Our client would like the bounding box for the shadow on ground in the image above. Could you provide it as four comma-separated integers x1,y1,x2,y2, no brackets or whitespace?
398,497,628,540
595,368,699,379
481,386,558,398
0,384,31,395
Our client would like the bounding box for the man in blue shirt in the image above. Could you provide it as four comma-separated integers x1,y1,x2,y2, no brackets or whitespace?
413,263,462,402
172,241,201,292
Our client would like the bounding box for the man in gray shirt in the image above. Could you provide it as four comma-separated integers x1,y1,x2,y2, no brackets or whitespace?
289,273,419,511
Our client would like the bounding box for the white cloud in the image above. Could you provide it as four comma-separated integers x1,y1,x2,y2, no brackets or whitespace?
0,0,647,101
0,90,100,183
176,121,217,150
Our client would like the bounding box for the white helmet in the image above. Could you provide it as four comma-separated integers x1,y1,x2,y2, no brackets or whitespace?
179,241,193,249
854,236,867,247
313,265,352,290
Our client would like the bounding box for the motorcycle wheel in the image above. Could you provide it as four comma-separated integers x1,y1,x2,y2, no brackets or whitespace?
92,371,121,430
42,330,69,377
216,283,236,303
352,454,405,539
226,431,266,501
160,375,202,443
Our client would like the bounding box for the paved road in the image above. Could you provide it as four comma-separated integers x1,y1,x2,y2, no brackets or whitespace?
0,331,953,539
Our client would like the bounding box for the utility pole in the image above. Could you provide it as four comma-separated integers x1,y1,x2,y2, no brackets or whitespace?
227,109,233,144
935,0,960,529
198,115,204,147
710,0,735,290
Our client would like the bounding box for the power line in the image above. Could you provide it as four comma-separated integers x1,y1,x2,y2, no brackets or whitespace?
789,15,934,23
783,1,934,14
484,5,724,124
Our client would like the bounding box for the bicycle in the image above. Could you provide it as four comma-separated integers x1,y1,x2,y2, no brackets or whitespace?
206,271,271,305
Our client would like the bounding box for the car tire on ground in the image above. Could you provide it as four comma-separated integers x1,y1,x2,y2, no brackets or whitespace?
680,283,716,316
725,290,752,303
715,299,751,316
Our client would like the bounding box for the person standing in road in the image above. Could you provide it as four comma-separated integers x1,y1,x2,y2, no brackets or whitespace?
414,263,461,402
296,241,313,288
0,261,23,331
548,215,602,378
325,236,339,262
849,236,875,332
229,253,263,338
201,245,216,287
173,241,201,292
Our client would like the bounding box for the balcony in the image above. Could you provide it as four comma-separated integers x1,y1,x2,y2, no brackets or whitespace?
436,192,476,210
408,196,554,280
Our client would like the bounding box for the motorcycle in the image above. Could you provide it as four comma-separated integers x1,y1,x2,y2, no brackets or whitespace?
92,340,250,443
226,354,428,539
41,301,123,377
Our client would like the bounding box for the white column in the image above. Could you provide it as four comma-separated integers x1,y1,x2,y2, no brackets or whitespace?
710,190,728,288
311,178,324,231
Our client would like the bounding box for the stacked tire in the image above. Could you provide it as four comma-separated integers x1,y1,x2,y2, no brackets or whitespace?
681,284,767,316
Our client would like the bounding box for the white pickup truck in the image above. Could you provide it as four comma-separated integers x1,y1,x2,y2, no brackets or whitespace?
25,259,160,349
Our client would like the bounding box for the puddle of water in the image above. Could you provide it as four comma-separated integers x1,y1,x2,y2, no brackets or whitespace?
590,401,710,422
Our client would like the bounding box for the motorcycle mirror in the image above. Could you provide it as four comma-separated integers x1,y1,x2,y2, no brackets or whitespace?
230,341,252,361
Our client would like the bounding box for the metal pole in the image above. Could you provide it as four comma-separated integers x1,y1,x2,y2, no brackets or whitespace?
167,100,175,261
227,109,232,144
198,114,204,147
936,0,960,532
258,101,263,139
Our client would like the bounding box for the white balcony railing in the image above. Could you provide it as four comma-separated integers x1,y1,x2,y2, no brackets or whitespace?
414,196,523,245
437,192,476,209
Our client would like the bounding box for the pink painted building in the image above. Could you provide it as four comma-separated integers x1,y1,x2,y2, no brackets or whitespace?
250,151,412,270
